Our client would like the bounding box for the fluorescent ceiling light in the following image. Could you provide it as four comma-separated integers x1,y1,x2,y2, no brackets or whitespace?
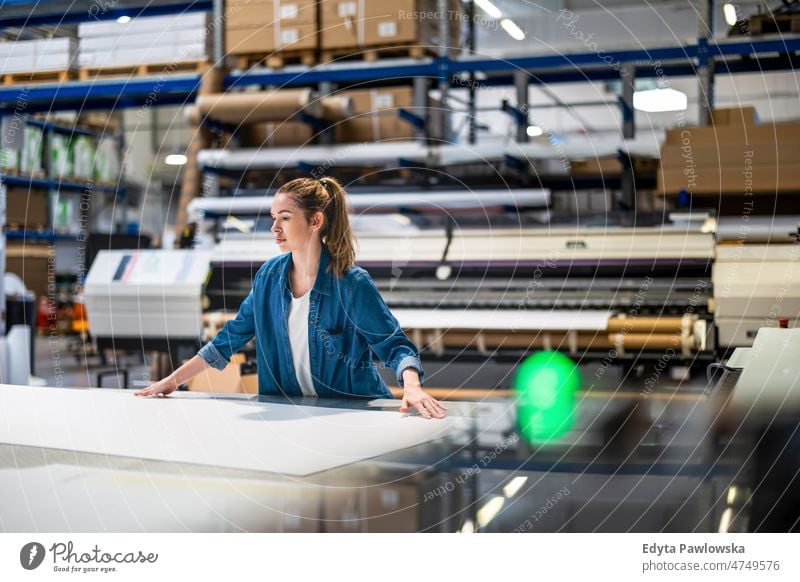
459,519,475,534
475,0,502,19
165,153,188,166
501,18,525,41
117,15,132,24
503,476,528,498
633,88,688,113
723,3,738,26
527,125,544,137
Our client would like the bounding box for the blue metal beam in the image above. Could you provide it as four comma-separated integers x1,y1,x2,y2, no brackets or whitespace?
225,60,446,90
0,1,212,29
0,75,201,115
0,174,121,194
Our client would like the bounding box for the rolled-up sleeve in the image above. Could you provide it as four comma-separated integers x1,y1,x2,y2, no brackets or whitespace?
198,286,257,371
352,272,425,387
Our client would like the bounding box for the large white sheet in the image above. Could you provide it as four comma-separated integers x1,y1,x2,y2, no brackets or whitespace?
0,385,456,477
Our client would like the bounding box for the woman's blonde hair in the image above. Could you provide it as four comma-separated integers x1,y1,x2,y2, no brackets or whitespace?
277,176,356,278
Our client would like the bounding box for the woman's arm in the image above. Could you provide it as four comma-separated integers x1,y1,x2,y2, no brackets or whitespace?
134,354,210,397
352,272,447,418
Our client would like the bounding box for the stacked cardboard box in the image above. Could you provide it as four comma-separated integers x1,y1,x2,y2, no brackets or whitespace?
658,106,800,195
78,13,210,67
320,0,460,55
335,86,416,142
187,354,258,394
5,243,54,299
0,38,76,74
244,121,315,147
5,188,49,229
226,0,319,55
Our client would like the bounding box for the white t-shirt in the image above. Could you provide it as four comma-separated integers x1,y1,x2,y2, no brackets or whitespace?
288,291,318,397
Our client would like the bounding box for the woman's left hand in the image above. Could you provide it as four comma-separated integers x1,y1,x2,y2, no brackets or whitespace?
400,386,447,419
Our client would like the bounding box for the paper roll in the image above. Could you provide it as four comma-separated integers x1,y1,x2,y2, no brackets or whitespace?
607,316,689,334
609,333,682,350
196,88,321,123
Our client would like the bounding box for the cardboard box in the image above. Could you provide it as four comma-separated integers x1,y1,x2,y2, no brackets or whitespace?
335,86,416,142
226,0,318,28
664,121,800,147
245,121,315,147
571,156,623,176
187,353,258,394
5,243,54,298
6,188,49,228
320,0,459,51
658,163,800,195
660,142,800,168
710,106,758,127
226,22,317,53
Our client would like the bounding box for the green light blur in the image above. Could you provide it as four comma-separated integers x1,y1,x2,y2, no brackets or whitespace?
514,350,580,443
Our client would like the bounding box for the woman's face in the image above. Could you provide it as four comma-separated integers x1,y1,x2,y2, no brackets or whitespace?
270,192,322,252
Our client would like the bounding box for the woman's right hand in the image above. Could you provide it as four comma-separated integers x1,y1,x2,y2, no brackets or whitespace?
134,378,179,398
133,354,210,397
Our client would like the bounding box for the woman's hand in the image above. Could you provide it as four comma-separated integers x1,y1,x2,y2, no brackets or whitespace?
134,355,210,398
400,385,447,419
134,378,179,398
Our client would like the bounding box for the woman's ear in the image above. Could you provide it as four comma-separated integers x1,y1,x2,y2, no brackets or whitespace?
312,211,324,231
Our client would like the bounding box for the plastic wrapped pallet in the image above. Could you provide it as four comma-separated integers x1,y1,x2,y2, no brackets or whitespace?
77,12,210,67
0,38,76,74
20,126,44,175
49,133,73,178
0,148,19,173
93,137,121,183
71,136,96,180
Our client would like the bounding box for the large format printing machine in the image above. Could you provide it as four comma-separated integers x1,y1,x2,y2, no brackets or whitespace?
83,192,800,386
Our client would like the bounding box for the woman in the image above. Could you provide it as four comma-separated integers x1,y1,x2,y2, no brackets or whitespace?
135,177,447,419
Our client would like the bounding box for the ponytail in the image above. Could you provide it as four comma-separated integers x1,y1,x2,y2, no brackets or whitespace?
277,176,357,278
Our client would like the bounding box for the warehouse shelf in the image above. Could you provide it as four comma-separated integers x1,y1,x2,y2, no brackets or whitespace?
197,137,661,173
0,174,125,196
1,37,797,115
4,230,79,243
187,188,551,221
224,37,800,88
0,0,212,29
0,74,204,116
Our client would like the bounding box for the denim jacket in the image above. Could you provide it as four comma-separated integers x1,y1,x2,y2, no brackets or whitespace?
198,245,424,398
